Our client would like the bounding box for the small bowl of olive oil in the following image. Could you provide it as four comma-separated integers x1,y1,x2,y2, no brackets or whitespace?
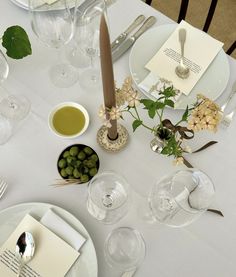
49,102,89,138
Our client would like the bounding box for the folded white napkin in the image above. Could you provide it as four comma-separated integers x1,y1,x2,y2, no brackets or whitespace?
40,209,86,251
139,72,182,101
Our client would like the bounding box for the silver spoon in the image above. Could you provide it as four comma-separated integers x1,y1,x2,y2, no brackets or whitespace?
15,232,35,277
175,28,190,79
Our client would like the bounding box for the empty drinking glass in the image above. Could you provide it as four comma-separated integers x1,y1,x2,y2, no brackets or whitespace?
87,171,130,224
71,0,106,88
29,0,79,88
0,54,30,145
147,169,215,227
104,227,146,273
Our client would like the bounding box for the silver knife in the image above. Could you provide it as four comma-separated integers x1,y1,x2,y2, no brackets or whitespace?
112,16,157,62
111,15,146,51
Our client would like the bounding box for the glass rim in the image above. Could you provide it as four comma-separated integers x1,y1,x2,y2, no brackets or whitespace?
149,168,215,215
104,227,146,271
87,170,130,211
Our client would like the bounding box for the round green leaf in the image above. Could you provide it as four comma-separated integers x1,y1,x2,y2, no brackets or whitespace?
2,26,32,59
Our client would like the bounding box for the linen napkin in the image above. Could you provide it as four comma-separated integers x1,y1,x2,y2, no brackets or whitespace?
40,209,86,251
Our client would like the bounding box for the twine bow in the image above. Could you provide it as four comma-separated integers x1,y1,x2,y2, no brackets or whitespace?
162,119,194,139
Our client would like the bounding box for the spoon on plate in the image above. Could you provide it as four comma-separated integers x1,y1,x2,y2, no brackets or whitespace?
15,232,35,277
175,28,190,79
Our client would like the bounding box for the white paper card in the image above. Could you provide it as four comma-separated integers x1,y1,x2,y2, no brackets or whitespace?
145,20,223,96
0,214,79,277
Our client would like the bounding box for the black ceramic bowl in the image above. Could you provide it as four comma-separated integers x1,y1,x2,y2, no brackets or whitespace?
57,144,100,183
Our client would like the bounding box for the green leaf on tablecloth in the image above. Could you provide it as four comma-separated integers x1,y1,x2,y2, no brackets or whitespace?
2,26,32,59
132,119,142,132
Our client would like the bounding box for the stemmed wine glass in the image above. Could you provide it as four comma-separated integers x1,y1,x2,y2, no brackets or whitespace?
145,169,215,227
29,0,79,88
87,171,130,224
0,51,30,144
71,0,106,89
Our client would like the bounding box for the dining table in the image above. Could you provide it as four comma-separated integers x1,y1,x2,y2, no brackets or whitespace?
0,0,236,276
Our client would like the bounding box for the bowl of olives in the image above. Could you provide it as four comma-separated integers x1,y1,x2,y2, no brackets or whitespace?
57,144,100,183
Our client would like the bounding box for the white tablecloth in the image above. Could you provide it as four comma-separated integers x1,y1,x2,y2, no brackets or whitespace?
0,0,236,276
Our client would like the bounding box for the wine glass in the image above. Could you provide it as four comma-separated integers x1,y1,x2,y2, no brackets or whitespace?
0,50,9,83
147,169,215,227
71,0,106,89
0,54,30,144
87,171,130,224
104,227,146,274
29,0,79,88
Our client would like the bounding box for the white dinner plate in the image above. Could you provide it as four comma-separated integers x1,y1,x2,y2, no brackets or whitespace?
9,0,76,10
129,24,230,109
0,202,98,277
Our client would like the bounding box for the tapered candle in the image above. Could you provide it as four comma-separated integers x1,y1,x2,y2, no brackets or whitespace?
99,13,118,140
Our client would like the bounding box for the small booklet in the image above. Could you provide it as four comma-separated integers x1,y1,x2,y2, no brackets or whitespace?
0,214,79,277
145,20,223,96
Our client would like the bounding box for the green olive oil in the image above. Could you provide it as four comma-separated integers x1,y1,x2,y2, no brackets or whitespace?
53,106,86,136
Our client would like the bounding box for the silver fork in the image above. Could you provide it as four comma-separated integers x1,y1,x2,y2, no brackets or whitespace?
0,179,8,199
221,81,236,113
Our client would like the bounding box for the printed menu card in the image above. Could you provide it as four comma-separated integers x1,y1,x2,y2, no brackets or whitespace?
0,214,79,277
145,20,223,96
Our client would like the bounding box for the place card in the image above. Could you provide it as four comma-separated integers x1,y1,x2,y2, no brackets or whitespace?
145,20,223,96
0,214,79,277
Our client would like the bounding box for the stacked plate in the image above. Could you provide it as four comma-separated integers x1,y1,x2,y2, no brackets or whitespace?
129,24,230,109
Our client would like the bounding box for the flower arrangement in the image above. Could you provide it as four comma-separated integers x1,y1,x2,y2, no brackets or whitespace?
99,77,221,165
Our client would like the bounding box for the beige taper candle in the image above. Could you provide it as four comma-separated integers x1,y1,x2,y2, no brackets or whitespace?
99,13,118,140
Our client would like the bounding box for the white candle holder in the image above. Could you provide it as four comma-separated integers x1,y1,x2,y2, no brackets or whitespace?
97,124,129,152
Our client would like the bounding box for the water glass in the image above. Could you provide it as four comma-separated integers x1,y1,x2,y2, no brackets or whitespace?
104,227,146,272
87,171,130,224
148,169,215,227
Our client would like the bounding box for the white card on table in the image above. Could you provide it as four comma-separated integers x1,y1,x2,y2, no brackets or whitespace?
145,20,223,96
0,214,79,277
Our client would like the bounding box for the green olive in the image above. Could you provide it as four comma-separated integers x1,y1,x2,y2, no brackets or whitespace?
90,154,98,162
83,166,89,174
78,151,86,160
58,159,67,169
63,150,70,158
84,146,93,155
60,168,68,178
73,168,81,179
75,160,82,168
81,174,89,183
87,160,96,168
70,146,79,157
89,167,98,177
65,166,74,175
67,156,76,164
